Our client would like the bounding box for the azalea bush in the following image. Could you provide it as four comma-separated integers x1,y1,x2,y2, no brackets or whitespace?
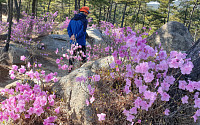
0,56,62,125
55,19,200,124
11,11,58,43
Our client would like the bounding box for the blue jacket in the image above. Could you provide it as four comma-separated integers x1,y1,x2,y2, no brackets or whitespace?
67,13,88,46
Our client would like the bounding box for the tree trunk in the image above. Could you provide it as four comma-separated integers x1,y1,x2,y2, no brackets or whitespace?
187,0,198,31
7,0,10,22
78,0,80,10
69,0,71,18
4,0,13,52
103,6,106,21
98,6,102,26
133,2,141,29
106,0,110,22
14,0,21,22
0,2,2,22
61,0,64,21
113,2,117,24
26,0,30,14
32,0,36,17
75,0,78,11
47,0,51,12
121,2,127,28
167,0,171,22
108,0,113,22
84,0,86,6
184,4,188,25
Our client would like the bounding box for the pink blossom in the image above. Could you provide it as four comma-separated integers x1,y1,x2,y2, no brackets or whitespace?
20,55,26,61
134,77,143,88
93,75,100,82
125,78,131,86
116,59,122,65
55,48,58,54
143,72,154,83
18,65,26,74
86,99,89,106
161,82,170,91
56,59,60,64
181,95,188,104
135,62,149,73
165,76,175,84
10,74,16,80
164,108,170,115
105,46,109,52
90,96,95,103
35,106,44,116
129,107,137,115
12,65,18,71
180,61,194,74
161,92,170,101
179,80,187,90
45,73,54,82
44,116,57,123
124,85,131,94
143,91,157,101
109,61,115,69
97,113,106,121
126,114,135,122
52,77,58,83
55,107,60,114
27,107,35,115
139,85,147,93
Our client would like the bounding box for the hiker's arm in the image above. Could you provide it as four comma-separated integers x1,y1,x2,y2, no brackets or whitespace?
76,25,84,40
67,22,73,38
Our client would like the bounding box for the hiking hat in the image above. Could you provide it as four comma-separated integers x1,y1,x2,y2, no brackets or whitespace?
79,6,90,14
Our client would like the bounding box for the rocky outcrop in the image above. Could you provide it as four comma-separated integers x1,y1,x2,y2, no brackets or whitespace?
0,44,30,65
51,56,114,124
186,38,200,81
147,21,194,53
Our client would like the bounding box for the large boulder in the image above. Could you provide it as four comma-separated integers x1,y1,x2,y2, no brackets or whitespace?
147,21,194,53
51,56,114,124
0,44,30,65
39,34,71,52
86,28,104,46
186,38,200,81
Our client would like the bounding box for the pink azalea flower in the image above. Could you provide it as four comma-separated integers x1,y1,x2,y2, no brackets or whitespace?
129,107,137,115
135,62,149,74
179,80,187,90
20,55,26,61
181,95,188,104
161,92,170,101
90,96,95,103
10,74,16,80
164,108,170,115
12,65,18,71
124,85,131,94
55,107,60,114
143,72,154,83
25,114,30,119
56,59,60,64
44,116,57,123
55,48,59,54
180,61,194,74
86,99,90,106
52,77,58,83
97,113,106,121
18,65,26,74
125,78,131,86
139,85,147,93
35,107,44,116
126,114,135,122
105,46,109,52
27,107,35,115
161,82,170,91
134,77,143,88
93,75,100,82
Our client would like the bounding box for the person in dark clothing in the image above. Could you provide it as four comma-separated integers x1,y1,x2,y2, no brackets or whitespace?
67,6,90,66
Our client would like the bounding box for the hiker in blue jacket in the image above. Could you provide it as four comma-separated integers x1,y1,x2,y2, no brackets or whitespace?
67,6,90,66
